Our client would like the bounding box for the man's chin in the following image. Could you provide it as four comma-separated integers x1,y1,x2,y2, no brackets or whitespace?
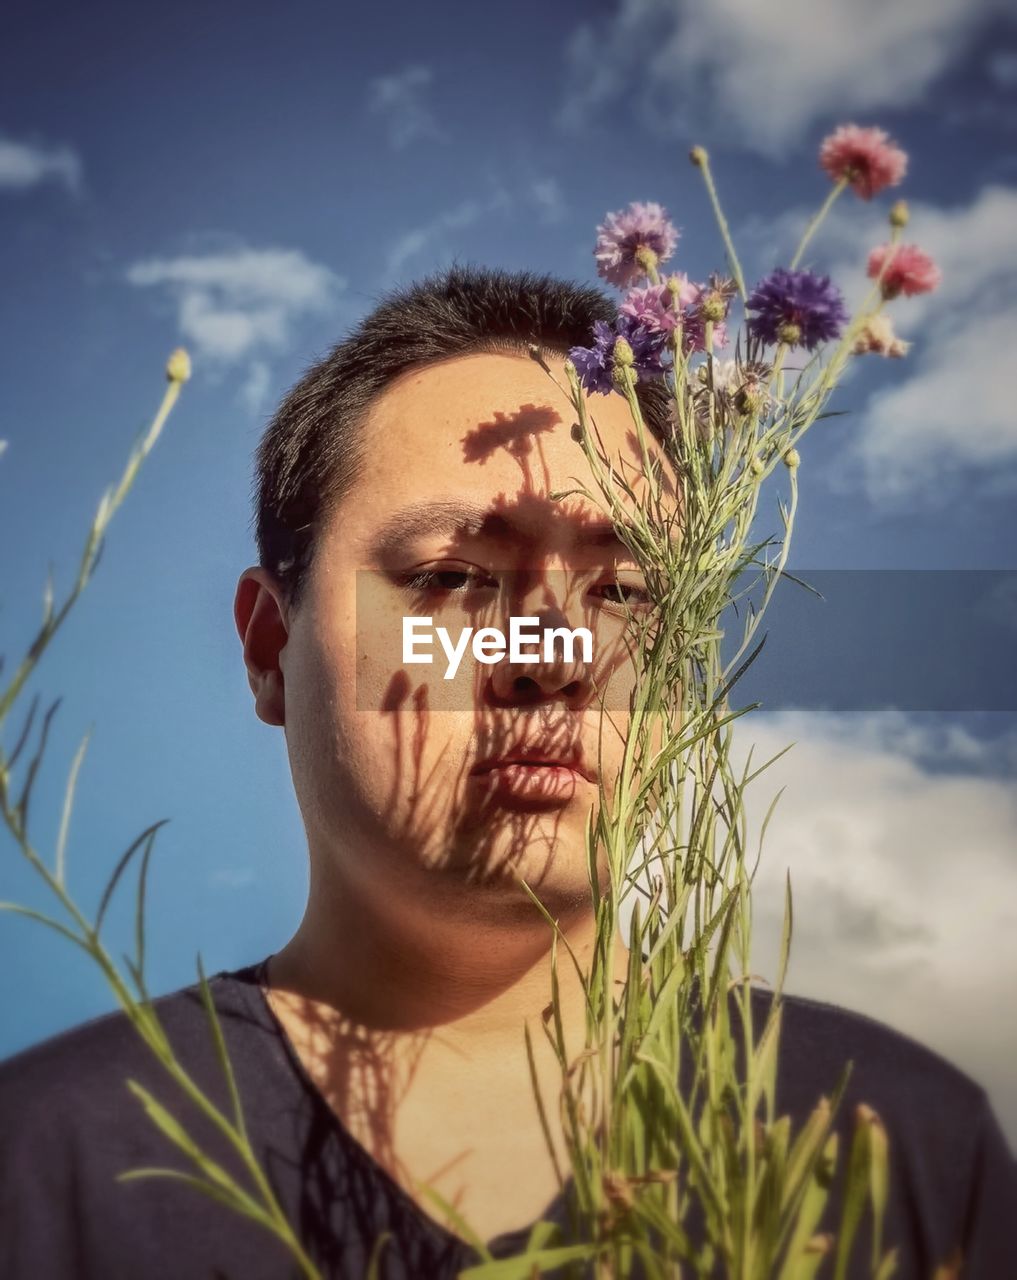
433,822,603,909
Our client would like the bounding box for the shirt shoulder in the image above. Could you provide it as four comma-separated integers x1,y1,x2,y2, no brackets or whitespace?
752,985,1017,1277
0,969,236,1119
0,964,305,1280
758,984,989,1113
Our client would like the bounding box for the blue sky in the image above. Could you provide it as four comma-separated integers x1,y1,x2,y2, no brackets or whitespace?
2,0,1016,1137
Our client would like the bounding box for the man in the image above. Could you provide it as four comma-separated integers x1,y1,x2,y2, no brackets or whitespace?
1,266,1014,1279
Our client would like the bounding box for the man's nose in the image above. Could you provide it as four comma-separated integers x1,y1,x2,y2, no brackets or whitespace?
488,602,595,707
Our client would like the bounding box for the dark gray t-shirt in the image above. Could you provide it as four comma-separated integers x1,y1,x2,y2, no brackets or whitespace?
1,960,1015,1279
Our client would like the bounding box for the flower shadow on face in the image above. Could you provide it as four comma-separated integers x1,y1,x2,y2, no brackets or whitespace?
364,399,657,907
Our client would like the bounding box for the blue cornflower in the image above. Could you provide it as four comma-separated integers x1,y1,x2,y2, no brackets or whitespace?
745,268,848,350
569,316,668,396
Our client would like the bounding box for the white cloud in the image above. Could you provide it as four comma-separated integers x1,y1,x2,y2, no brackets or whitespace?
853,308,1017,503
722,709,1017,1142
126,245,345,370
367,65,446,150
830,187,1017,505
559,0,1001,155
0,134,81,193
733,184,1017,505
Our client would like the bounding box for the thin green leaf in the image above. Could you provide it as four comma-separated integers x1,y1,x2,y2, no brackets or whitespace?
0,901,90,954
95,819,170,935
55,727,91,886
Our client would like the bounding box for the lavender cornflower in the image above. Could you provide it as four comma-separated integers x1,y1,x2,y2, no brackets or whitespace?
569,316,668,395
620,274,729,352
745,268,848,349
618,283,683,334
595,202,679,288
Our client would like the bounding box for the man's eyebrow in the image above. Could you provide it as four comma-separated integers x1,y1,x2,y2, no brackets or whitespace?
368,498,638,554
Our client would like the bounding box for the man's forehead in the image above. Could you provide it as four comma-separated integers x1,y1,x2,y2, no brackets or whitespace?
368,496,639,555
371,351,631,443
356,351,677,524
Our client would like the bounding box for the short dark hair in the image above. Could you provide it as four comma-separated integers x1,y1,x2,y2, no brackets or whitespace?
253,263,674,610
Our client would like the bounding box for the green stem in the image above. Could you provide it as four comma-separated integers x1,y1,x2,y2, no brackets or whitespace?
789,177,848,271
694,152,748,301
0,377,183,729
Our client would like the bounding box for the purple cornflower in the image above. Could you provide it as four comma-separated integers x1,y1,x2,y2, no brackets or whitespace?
594,202,679,288
745,268,848,349
569,321,616,394
569,316,668,395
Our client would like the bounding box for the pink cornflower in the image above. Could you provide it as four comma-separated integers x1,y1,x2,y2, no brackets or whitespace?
867,243,941,299
819,124,908,200
595,202,679,288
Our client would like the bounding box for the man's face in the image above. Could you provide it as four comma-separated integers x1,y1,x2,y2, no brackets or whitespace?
273,351,675,923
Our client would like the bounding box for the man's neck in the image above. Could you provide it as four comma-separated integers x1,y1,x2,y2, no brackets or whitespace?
263,858,630,1071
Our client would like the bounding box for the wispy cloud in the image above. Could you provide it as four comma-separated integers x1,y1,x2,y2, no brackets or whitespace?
126,245,345,402
0,133,82,193
384,194,505,280
530,177,567,225
238,360,272,414
558,0,1001,156
382,175,569,282
367,64,446,150
988,50,1017,89
729,709,1017,1140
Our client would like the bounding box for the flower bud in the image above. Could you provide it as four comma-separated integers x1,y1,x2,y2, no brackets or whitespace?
166,347,191,383
889,199,909,229
749,455,765,476
700,292,727,323
783,448,800,469
689,145,708,168
612,336,635,368
777,322,801,346
737,383,767,416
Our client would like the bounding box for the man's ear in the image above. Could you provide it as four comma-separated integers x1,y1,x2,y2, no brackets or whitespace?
234,567,291,727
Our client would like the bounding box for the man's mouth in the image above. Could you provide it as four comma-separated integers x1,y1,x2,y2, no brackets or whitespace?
468,747,596,809
469,746,596,783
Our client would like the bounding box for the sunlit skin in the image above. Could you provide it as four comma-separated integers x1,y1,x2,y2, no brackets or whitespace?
234,350,679,1242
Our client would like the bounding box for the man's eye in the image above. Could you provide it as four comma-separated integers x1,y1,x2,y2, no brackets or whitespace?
399,566,497,594
591,580,653,609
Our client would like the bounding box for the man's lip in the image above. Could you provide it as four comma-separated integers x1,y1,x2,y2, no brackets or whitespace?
470,754,596,783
